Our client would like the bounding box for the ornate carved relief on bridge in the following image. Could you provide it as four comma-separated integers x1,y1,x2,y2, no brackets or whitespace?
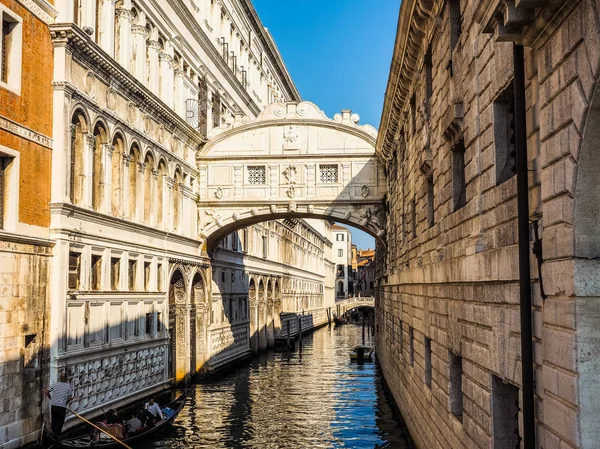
197,101,386,250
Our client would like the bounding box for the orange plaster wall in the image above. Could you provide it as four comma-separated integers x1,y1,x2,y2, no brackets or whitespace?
0,0,53,228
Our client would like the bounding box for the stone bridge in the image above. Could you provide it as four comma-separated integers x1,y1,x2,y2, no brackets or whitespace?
335,297,375,316
196,101,386,252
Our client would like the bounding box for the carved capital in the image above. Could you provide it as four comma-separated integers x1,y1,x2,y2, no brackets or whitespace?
122,154,132,166
131,25,148,38
138,162,146,174
102,143,114,157
147,40,161,51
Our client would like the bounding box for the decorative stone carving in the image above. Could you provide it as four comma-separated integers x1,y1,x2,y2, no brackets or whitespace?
204,210,222,228
286,185,296,199
361,185,369,198
270,205,277,213
126,102,136,124
283,165,297,184
157,125,165,144
84,72,97,98
251,208,258,216
143,115,152,135
282,125,299,150
307,205,314,214
232,213,239,221
288,202,297,212
106,87,117,110
214,187,223,199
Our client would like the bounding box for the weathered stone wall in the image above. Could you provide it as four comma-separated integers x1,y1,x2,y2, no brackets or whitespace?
0,240,51,449
376,1,600,448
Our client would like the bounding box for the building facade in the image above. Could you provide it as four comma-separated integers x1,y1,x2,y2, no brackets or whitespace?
0,0,57,447
376,1,600,448
41,0,333,433
332,224,352,298
354,248,374,296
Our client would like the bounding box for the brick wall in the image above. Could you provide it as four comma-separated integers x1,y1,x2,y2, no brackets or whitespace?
377,1,600,448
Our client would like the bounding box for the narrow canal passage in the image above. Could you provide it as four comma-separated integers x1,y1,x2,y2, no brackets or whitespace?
154,324,413,448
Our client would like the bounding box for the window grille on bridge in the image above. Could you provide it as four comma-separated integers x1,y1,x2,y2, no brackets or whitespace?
248,166,266,184
319,164,338,183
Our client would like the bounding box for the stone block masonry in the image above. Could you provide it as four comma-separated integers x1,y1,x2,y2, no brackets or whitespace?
376,0,600,448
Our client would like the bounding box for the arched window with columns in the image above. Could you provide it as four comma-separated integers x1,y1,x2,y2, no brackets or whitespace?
69,111,87,205
92,122,107,211
128,144,141,221
143,151,154,225
111,133,124,217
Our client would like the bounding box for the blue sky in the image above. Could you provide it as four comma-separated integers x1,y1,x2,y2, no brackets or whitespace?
252,0,399,249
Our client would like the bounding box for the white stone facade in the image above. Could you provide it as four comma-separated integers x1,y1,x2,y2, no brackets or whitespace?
332,226,352,299
44,0,337,427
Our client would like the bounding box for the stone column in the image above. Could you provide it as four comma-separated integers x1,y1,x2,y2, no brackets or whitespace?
83,134,94,208
137,162,145,223
80,0,97,39
115,6,132,69
97,0,116,57
102,144,113,214
151,169,158,227
122,154,131,220
258,301,267,351
131,14,147,79
147,40,160,94
159,45,174,106
249,299,258,354
165,176,174,231
174,68,185,117
181,185,194,237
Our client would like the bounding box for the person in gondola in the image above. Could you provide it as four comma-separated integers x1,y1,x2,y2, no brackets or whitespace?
46,372,74,437
125,413,143,436
105,408,125,425
144,398,164,423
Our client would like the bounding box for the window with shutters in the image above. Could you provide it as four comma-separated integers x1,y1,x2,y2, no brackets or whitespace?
212,91,221,128
0,156,6,230
128,258,138,291
0,7,22,94
91,255,102,291
247,166,266,184
68,252,81,290
198,76,208,136
110,257,120,290
319,164,338,183
494,82,517,185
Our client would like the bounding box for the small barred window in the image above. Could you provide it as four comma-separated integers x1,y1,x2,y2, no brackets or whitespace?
247,166,266,184
319,164,338,183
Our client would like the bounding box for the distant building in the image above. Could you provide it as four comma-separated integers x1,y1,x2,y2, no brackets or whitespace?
332,224,352,298
354,249,375,296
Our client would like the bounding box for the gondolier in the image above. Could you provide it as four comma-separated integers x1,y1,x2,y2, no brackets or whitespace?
46,373,74,435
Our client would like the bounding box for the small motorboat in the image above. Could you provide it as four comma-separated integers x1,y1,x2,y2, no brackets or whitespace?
349,345,374,362
43,390,186,448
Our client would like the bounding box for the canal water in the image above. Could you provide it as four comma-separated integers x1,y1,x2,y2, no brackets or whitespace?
154,323,414,448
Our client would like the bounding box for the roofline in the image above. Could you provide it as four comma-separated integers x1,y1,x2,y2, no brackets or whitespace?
239,0,302,102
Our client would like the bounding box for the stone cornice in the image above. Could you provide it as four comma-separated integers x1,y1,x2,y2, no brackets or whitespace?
49,23,205,148
475,0,581,48
376,0,437,162
16,0,57,24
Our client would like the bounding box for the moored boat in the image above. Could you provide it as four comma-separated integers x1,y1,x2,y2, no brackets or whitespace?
349,345,374,362
43,390,186,448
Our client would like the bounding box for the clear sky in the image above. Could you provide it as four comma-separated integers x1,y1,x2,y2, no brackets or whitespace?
252,0,399,249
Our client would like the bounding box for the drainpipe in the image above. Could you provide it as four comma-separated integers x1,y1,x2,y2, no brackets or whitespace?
513,43,535,449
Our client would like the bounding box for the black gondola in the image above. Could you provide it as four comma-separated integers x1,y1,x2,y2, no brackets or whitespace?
43,390,186,448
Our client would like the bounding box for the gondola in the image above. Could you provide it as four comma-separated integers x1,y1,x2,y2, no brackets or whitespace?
349,345,374,362
43,390,186,448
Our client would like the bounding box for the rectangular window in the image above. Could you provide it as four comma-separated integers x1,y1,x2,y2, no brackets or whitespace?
111,257,120,290
491,375,520,448
0,8,22,92
243,228,249,253
494,82,516,185
425,46,433,103
398,320,403,351
262,235,268,258
411,198,417,239
109,303,122,340
410,94,416,135
128,258,137,291
156,312,162,332
409,327,414,366
68,252,81,290
248,165,266,184
157,263,164,292
144,261,151,291
89,303,104,344
0,157,4,229
336,234,344,242
91,255,102,291
449,352,463,422
319,164,338,183
452,138,466,211
338,249,343,257
427,175,435,227
449,0,461,56
128,303,140,337
67,305,84,346
212,91,221,128
424,336,432,389
145,312,153,335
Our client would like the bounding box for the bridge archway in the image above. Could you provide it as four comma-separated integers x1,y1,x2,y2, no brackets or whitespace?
197,102,386,253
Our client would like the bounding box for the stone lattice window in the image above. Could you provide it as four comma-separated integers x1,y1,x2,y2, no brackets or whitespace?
319,164,338,183
248,165,266,184
452,139,466,211
494,82,516,185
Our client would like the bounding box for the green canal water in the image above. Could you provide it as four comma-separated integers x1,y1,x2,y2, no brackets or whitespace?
153,323,414,448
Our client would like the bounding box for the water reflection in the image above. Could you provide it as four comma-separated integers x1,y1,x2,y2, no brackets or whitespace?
153,324,413,448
